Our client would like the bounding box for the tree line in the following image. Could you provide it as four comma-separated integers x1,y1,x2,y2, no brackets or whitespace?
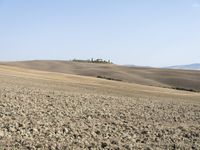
71,58,113,64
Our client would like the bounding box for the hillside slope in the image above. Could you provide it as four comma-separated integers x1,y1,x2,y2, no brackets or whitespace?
1,60,200,91
0,65,200,149
168,63,200,70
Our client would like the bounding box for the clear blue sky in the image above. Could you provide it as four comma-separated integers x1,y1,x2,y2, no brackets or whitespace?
0,0,200,67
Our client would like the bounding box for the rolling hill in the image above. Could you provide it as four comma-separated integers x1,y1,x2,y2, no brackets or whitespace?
1,60,200,92
0,64,200,149
167,63,200,70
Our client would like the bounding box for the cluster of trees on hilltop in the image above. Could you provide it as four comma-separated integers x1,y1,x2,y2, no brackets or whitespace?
71,58,113,64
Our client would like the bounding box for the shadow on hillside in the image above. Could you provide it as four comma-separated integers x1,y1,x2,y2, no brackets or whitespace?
97,76,122,82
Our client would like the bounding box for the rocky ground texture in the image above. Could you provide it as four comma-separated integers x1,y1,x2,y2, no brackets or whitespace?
0,75,200,150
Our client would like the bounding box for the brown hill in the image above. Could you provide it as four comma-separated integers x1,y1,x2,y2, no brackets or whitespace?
1,60,200,92
0,64,200,149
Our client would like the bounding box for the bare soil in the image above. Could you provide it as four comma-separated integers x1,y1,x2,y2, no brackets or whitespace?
0,66,200,150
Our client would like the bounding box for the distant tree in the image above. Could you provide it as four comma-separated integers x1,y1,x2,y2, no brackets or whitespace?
71,58,113,64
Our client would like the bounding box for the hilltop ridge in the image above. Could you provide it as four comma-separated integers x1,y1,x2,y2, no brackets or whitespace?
1,60,200,92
